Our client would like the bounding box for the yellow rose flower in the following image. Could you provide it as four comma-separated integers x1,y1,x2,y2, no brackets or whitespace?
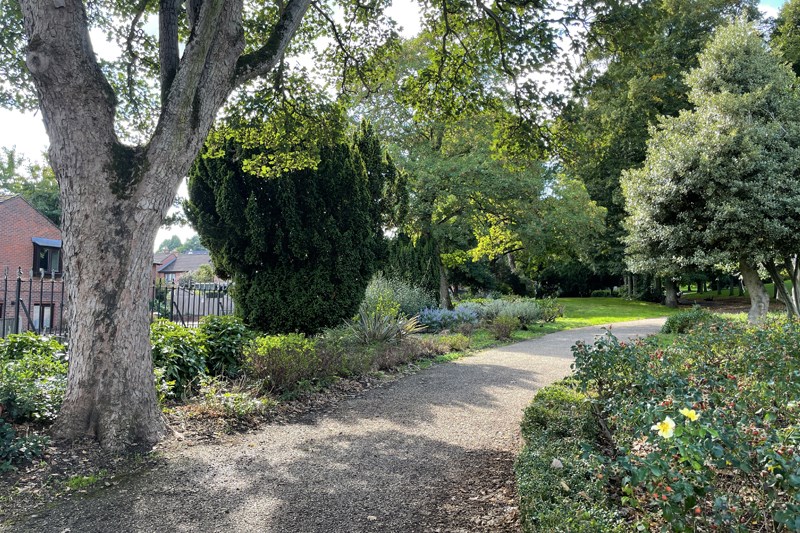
651,416,676,438
679,408,700,422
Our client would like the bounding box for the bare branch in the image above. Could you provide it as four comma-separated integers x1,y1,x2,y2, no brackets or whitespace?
125,0,151,58
310,1,372,92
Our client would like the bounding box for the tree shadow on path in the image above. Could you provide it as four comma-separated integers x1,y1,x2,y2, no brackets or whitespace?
9,359,546,533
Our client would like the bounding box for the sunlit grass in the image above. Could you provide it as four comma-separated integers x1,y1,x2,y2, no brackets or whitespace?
557,297,680,327
442,297,678,355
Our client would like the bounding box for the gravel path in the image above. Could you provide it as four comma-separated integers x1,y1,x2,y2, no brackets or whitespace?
7,319,665,533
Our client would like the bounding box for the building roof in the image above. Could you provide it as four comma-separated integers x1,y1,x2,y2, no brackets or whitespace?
153,252,174,265
0,194,60,232
157,252,213,274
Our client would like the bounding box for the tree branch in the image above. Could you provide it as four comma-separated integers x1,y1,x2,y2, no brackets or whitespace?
310,1,372,92
233,0,312,87
124,0,153,115
187,0,203,34
159,0,180,105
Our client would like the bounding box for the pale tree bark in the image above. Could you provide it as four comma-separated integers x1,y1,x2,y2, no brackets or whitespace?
786,256,800,319
437,257,453,310
763,259,798,318
19,0,310,450
739,260,769,324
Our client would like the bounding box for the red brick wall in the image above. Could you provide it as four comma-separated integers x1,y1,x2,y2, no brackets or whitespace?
0,196,62,277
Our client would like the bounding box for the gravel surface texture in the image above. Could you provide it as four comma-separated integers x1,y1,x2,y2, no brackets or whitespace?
5,319,665,533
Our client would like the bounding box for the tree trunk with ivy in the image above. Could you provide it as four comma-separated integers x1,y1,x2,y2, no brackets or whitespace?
19,0,309,450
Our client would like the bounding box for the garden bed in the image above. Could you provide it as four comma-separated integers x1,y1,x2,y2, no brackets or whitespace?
517,311,800,531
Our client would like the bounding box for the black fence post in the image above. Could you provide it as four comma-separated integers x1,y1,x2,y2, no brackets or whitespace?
169,284,175,322
13,268,21,334
1,267,7,338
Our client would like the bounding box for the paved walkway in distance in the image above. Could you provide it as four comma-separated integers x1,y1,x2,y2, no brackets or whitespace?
9,318,666,533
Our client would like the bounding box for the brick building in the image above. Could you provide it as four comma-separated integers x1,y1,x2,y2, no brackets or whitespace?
0,195,65,336
153,251,215,285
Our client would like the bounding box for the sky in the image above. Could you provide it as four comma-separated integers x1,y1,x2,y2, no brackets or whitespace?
0,0,786,248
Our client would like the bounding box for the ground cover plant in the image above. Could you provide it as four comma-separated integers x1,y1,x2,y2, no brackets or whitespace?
517,315,800,531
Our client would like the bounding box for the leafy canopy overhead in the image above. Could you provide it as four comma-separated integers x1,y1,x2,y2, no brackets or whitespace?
1,0,574,145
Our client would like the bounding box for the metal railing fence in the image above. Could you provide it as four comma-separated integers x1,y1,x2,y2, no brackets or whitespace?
0,268,235,339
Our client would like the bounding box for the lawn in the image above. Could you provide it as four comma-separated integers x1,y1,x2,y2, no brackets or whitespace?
681,280,789,301
457,297,678,352
558,297,680,327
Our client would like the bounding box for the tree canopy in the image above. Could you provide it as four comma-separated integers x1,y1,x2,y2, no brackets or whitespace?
0,148,60,225
552,0,760,276
622,19,800,322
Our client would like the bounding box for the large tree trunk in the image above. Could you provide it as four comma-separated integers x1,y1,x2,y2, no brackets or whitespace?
664,278,679,308
740,260,769,323
18,0,283,450
55,186,168,447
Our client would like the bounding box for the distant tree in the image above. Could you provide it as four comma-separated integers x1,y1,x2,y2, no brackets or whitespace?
180,263,215,285
175,235,205,253
157,235,182,252
772,0,800,76
401,112,605,307
622,20,800,322
0,148,60,225
554,0,760,278
186,110,401,334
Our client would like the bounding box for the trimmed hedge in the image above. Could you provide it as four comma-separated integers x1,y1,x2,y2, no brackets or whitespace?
517,379,625,532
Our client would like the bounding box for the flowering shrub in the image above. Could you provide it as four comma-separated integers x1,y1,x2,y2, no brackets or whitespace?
198,315,253,377
489,315,520,340
458,297,564,325
568,318,800,531
242,334,319,394
348,309,425,344
360,274,436,318
660,306,717,334
0,420,48,472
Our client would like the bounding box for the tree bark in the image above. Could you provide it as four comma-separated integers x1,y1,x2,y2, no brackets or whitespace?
159,0,180,103
763,259,797,318
740,260,769,323
438,259,453,310
664,278,678,308
18,0,308,450
786,256,800,320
